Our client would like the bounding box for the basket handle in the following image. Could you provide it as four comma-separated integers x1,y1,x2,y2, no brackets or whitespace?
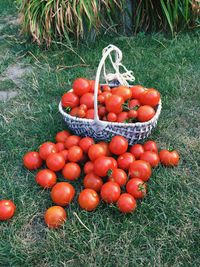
94,44,135,122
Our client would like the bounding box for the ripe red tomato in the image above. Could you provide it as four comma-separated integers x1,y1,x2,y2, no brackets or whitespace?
36,169,57,188
108,168,127,187
107,112,117,122
112,86,132,101
72,78,90,96
100,181,121,203
143,140,158,153
55,130,71,143
140,88,160,107
44,206,67,228
83,173,103,192
109,136,128,155
80,93,94,109
102,85,111,92
79,137,94,153
126,178,147,199
70,107,79,117
98,94,105,104
130,144,144,159
137,105,155,122
65,135,81,149
0,200,16,221
79,104,88,111
159,150,180,166
77,108,86,118
51,182,75,206
67,146,83,162
98,106,107,117
117,193,137,213
105,95,124,114
55,142,65,152
93,156,115,177
88,144,106,162
98,142,111,156
89,80,100,93
108,157,118,168
62,162,81,180
39,142,57,160
128,99,140,109
117,112,129,122
23,151,43,170
129,160,152,181
140,151,160,167
61,92,79,108
117,152,135,170
59,150,68,162
84,161,94,174
85,109,94,119
46,153,65,172
128,110,138,119
78,189,100,211
130,85,145,99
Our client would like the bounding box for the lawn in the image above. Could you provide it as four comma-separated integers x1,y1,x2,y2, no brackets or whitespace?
0,2,200,267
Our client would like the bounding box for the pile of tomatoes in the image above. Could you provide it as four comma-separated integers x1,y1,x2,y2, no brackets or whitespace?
61,78,161,123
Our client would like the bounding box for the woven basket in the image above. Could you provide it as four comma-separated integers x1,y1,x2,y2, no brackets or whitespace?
59,45,162,145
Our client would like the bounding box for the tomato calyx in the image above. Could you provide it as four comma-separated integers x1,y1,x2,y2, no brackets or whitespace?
138,183,146,193
122,102,139,111
65,106,72,113
107,169,113,177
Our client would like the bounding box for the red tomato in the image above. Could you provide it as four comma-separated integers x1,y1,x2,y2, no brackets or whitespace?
46,153,65,172
100,181,121,203
117,112,129,122
105,95,124,114
89,80,100,93
129,160,152,181
84,161,94,174
79,104,88,111
112,86,132,101
39,142,57,160
35,169,57,188
80,93,94,109
93,156,115,177
98,142,111,156
137,105,155,122
159,150,180,166
65,135,81,149
117,152,135,170
102,85,111,92
0,200,16,221
108,168,127,187
51,182,75,206
117,193,136,213
70,107,79,117
101,91,112,101
44,206,66,228
67,146,83,162
130,85,145,99
140,88,160,107
126,178,147,199
140,151,160,167
79,153,88,163
23,151,43,170
88,144,106,162
78,189,100,211
61,92,79,108
79,137,94,153
128,110,138,119
128,99,140,109
130,144,144,159
98,94,105,104
107,112,117,122
143,140,158,153
109,136,128,155
55,130,71,143
55,142,65,152
98,106,107,117
85,109,94,119
108,157,118,168
62,162,81,180
72,78,90,96
102,116,107,121
77,108,86,118
83,173,103,192
59,150,68,162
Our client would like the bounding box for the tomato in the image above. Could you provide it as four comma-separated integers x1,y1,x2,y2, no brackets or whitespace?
98,106,107,117
88,144,106,162
59,150,68,162
85,109,94,119
117,152,135,170
77,108,86,118
140,88,160,107
0,200,16,221
128,99,140,109
72,78,90,96
44,206,67,228
89,80,100,93
143,140,158,153
117,193,137,213
61,92,79,108
46,153,65,172
128,110,138,119
98,94,105,104
159,150,180,166
129,160,152,181
105,95,124,114
80,93,94,109
79,137,94,153
108,168,127,187
130,144,144,159
55,130,71,143
93,156,115,177
126,178,147,199
79,104,88,111
79,153,88,163
23,151,43,170
70,107,79,117
137,105,155,122
108,157,118,168
39,142,57,160
83,173,103,192
84,161,94,174
65,135,81,149
112,86,132,101
62,162,81,180
102,85,111,92
102,116,107,121
101,91,112,101
109,136,128,155
36,169,57,188
55,142,65,152
107,112,117,122
78,189,100,211
51,182,75,206
67,146,83,162
117,112,129,122
100,181,121,203
130,85,145,99
98,141,111,156
140,151,160,167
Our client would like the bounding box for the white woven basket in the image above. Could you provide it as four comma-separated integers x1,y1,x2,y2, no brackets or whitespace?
59,45,162,145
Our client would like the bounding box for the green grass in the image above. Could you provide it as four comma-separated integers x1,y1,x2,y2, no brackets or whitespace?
0,2,200,267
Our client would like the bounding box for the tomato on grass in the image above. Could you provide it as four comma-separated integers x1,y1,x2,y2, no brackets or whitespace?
117,152,135,170
93,156,115,177
23,151,43,170
126,178,147,199
143,140,158,153
100,181,121,203
36,169,57,188
84,161,94,174
46,153,65,172
67,146,83,162
117,193,137,213
55,130,71,143
129,160,152,181
83,173,103,192
62,162,81,180
0,200,16,221
108,168,127,187
109,136,128,155
79,137,94,153
159,150,180,166
65,135,81,149
140,151,160,168
88,144,106,162
44,206,67,228
78,189,100,211
51,182,75,206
